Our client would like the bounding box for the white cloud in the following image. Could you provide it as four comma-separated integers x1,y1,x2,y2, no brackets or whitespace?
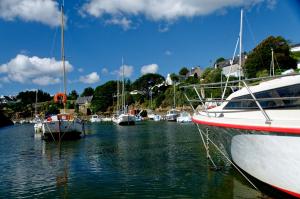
165,50,172,56
79,72,100,84
105,17,133,30
0,54,73,85
141,64,159,75
32,76,60,86
78,68,84,73
0,0,64,27
101,67,109,74
113,65,134,78
81,0,269,23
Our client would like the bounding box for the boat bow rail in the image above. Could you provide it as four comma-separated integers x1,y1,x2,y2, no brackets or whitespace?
180,73,300,125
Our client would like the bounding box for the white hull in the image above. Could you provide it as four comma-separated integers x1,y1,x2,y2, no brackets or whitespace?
112,114,135,125
42,116,83,141
177,112,192,123
193,112,300,198
232,134,300,196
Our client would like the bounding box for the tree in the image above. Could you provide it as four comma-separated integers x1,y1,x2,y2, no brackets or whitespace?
17,90,51,105
91,81,117,112
68,90,78,100
179,67,189,76
244,36,297,78
170,73,179,82
131,73,165,96
81,87,94,97
215,57,225,64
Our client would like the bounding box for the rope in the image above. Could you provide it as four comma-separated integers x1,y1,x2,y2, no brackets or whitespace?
197,126,258,190
196,124,217,169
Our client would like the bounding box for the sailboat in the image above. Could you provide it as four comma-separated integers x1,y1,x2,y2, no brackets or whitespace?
41,3,83,141
112,59,135,125
166,83,180,121
33,89,43,133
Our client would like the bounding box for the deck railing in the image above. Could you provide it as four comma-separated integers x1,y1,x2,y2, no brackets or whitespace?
181,73,300,124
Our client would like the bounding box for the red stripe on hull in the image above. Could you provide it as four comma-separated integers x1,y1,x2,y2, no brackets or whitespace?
272,185,300,198
192,117,300,135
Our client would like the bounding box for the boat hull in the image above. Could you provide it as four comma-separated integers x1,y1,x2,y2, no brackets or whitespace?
112,114,135,126
194,121,300,198
42,120,83,141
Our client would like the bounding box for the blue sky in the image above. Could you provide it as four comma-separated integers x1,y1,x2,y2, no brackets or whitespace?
0,0,299,96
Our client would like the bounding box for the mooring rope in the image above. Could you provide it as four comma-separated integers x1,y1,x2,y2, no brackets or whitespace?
195,124,258,190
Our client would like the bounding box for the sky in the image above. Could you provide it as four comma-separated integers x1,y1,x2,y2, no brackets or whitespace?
0,0,300,96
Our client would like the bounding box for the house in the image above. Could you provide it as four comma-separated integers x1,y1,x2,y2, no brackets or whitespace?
215,54,246,78
0,95,17,104
75,96,93,115
291,43,300,69
186,66,202,79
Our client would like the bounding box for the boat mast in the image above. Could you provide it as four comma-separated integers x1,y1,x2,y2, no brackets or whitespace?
35,89,38,116
117,75,120,114
61,1,67,111
239,9,243,88
173,83,176,109
271,48,275,76
122,57,125,114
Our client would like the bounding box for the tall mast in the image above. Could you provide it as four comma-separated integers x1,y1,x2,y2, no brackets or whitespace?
61,3,66,96
173,83,176,109
122,57,125,113
117,76,120,113
239,9,243,87
35,89,38,116
271,48,275,76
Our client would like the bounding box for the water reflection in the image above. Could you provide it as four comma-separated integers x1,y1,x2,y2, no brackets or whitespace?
0,122,276,198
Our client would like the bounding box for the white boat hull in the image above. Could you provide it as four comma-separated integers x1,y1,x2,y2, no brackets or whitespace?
194,118,300,198
112,114,135,125
232,134,300,197
42,119,83,141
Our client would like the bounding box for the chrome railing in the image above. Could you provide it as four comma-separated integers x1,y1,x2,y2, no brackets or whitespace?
181,73,300,124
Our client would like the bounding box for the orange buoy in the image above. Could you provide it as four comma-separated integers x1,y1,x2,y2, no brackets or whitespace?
54,92,67,104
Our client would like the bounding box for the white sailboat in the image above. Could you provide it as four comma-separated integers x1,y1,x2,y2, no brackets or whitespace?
33,89,43,133
112,58,135,125
42,3,83,141
166,83,180,121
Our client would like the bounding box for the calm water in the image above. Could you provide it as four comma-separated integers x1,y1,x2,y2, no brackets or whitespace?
0,122,270,198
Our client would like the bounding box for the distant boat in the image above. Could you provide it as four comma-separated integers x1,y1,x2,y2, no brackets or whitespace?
166,109,180,122
176,111,192,123
112,58,135,126
153,114,161,121
166,83,180,121
90,114,101,123
42,3,83,141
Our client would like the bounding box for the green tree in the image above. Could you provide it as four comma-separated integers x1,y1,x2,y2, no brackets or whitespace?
215,57,225,64
17,90,51,105
81,87,94,97
68,90,78,100
244,36,297,78
91,81,117,112
131,73,165,96
179,67,189,76
170,73,179,82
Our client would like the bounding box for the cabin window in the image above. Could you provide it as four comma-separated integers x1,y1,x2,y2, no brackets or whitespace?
224,84,300,109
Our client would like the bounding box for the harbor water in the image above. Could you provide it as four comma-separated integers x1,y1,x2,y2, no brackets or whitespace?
0,122,268,198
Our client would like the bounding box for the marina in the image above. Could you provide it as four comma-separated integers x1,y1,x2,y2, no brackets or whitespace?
0,0,300,198
0,121,272,199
